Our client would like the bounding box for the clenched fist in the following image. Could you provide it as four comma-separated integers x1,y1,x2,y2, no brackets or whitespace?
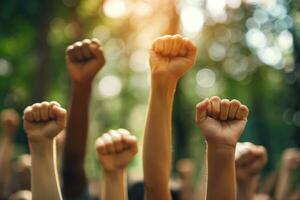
23,102,67,143
1,109,20,136
235,142,267,182
281,148,300,171
95,129,138,172
150,34,197,81
195,97,249,148
66,38,105,83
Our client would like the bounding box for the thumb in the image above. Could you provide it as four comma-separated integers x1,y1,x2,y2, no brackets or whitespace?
195,98,209,124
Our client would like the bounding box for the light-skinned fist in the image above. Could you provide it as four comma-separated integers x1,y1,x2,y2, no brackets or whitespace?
66,38,105,83
235,142,267,182
95,129,138,172
195,97,249,148
150,34,197,81
1,109,20,136
23,101,67,143
281,148,300,171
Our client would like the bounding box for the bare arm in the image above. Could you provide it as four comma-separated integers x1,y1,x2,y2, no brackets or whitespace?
235,142,267,200
62,38,105,196
143,34,197,200
275,148,300,200
95,129,138,200
0,109,20,198
196,97,249,200
23,101,67,200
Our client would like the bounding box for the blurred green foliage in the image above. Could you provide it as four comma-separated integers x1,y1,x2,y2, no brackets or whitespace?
0,0,300,182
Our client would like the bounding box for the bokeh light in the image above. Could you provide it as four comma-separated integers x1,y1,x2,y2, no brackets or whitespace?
97,75,122,98
196,68,216,88
103,0,127,18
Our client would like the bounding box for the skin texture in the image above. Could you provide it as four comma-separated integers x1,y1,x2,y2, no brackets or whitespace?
62,38,105,197
95,129,138,200
235,142,268,200
23,101,67,200
196,97,249,200
275,148,300,200
143,34,197,200
0,109,20,198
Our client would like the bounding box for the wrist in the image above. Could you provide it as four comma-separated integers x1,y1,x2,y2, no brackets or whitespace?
103,169,125,179
29,140,54,157
151,77,178,96
207,141,236,153
72,81,92,91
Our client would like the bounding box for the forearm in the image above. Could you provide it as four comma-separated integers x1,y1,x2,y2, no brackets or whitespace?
0,137,13,196
207,144,236,200
197,147,207,200
237,176,259,200
63,82,91,193
275,168,292,200
102,170,127,200
30,141,62,200
143,78,177,199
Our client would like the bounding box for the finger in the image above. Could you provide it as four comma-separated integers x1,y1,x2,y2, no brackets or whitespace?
74,42,84,62
31,103,41,121
109,130,123,153
228,99,240,120
95,137,107,155
89,43,104,64
118,128,130,137
51,105,67,128
162,35,172,56
123,135,138,154
220,99,230,121
66,45,77,62
23,106,33,122
91,38,101,46
236,105,249,120
40,101,50,121
184,38,197,60
210,96,221,119
81,39,93,60
179,45,188,57
170,35,182,57
152,38,164,53
102,133,115,154
49,101,61,119
195,98,209,123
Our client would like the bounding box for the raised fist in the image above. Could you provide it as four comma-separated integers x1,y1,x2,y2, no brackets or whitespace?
66,38,105,83
235,142,267,182
1,109,20,136
281,148,300,171
95,129,138,172
195,97,249,147
23,101,67,143
150,34,197,81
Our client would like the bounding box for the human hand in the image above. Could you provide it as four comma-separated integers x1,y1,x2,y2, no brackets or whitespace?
195,97,249,148
1,109,20,137
95,129,138,172
23,102,67,143
66,38,105,83
150,34,197,82
281,148,300,171
235,142,267,182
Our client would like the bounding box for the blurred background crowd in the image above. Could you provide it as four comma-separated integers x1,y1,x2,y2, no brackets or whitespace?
0,0,300,199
